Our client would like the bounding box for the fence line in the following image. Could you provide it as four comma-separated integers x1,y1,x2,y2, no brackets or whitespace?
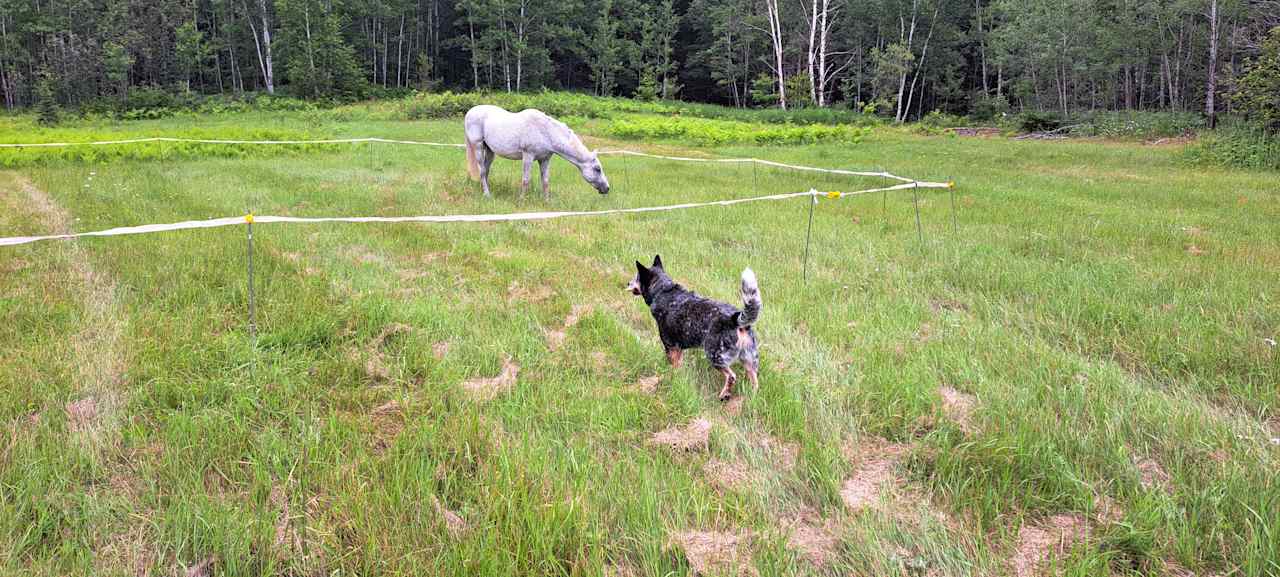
0,184,938,248
0,136,950,187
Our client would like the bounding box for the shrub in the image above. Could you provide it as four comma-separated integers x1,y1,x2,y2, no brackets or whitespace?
0,123,341,167
970,93,1010,122
606,115,867,146
1017,110,1063,133
1072,111,1204,139
1184,119,1280,171
35,72,60,126
1234,26,1280,130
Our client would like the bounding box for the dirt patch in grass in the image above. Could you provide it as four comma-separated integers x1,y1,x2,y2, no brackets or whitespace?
649,418,712,453
840,439,909,511
757,434,799,472
461,356,520,401
184,556,215,577
16,176,127,452
363,323,414,381
507,280,554,304
546,304,589,351
631,374,662,395
930,297,970,314
369,400,405,452
431,495,468,539
781,508,838,568
939,386,977,433
65,397,99,433
270,484,303,556
703,458,756,492
94,523,156,577
1134,457,1172,491
669,530,757,577
1010,514,1090,577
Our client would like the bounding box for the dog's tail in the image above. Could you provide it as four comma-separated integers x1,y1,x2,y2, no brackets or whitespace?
737,267,761,328
465,140,480,181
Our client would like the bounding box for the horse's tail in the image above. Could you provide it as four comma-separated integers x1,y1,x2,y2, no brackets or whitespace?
465,140,480,181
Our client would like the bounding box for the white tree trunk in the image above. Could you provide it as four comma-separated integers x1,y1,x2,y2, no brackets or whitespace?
895,0,919,123
1204,0,1219,127
259,0,274,94
765,0,787,109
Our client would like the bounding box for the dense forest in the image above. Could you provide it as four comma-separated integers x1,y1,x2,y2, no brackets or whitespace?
1,0,1278,123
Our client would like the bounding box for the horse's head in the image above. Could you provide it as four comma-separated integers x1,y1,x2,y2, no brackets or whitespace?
579,152,610,194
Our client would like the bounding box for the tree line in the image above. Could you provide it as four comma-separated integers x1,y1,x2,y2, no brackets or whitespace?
1,0,1278,123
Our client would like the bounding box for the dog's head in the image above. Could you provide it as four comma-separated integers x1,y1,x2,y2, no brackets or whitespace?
628,254,667,301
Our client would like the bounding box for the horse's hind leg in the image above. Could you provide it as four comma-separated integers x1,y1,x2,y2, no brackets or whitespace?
539,158,551,200
520,153,534,200
479,144,495,197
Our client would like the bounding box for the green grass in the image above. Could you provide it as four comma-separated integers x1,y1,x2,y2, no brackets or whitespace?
0,103,1278,577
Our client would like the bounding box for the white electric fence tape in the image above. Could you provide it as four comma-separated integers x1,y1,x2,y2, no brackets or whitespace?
0,137,954,247
0,184,938,247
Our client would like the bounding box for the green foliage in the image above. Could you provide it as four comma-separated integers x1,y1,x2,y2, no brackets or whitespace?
34,71,59,126
634,73,659,101
0,121,338,167
1071,111,1204,139
394,90,880,127
1184,120,1280,171
1233,27,1280,131
175,21,213,92
912,110,968,135
784,73,814,108
970,93,1010,122
1016,110,1063,133
607,115,868,145
750,73,779,107
278,0,367,100
102,41,133,100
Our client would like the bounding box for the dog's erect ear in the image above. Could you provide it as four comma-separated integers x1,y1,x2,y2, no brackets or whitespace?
636,261,652,285
652,254,663,269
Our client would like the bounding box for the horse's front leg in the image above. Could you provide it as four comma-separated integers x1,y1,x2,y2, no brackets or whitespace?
520,153,534,200
539,158,551,200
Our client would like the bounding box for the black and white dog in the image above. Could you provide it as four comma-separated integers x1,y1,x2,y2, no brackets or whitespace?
627,255,761,400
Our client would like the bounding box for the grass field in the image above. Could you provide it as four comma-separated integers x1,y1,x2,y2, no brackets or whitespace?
0,105,1278,577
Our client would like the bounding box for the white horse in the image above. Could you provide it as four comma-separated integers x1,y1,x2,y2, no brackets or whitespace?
464,104,610,199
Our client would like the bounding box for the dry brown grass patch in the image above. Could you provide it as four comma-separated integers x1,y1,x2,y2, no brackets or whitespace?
840,439,909,511
369,400,405,452
461,356,520,401
702,458,755,492
938,386,977,433
669,530,757,577
1134,457,1172,491
184,556,215,577
649,418,712,453
506,280,554,304
1010,514,1090,577
546,304,590,351
431,495,469,539
781,508,838,568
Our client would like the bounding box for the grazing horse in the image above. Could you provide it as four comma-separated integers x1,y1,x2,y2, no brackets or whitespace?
464,104,610,199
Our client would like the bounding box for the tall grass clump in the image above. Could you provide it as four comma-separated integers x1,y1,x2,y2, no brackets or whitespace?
607,116,867,146
395,90,877,126
1071,111,1203,139
0,121,339,167
1184,118,1280,170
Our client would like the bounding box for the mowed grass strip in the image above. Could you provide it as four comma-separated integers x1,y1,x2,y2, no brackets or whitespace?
0,110,1277,576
